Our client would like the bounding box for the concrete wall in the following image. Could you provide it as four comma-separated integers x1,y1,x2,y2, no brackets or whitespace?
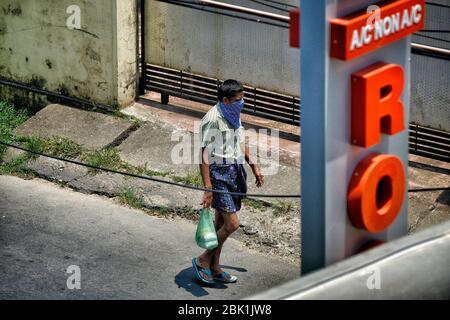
0,0,137,109
411,54,450,132
4,0,445,130
146,0,300,96
147,0,449,132
410,3,450,132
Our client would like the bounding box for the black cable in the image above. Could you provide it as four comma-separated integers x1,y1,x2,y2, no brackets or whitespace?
409,187,450,193
425,1,450,9
0,140,300,198
414,33,450,44
419,30,450,33
248,0,291,13
158,0,289,29
1,140,447,195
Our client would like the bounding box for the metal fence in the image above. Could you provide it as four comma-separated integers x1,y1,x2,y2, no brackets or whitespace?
145,64,300,125
140,0,450,162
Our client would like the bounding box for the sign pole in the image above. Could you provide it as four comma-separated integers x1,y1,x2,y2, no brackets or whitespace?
300,0,328,275
301,0,422,275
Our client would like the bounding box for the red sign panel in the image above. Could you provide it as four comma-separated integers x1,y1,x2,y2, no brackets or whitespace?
330,0,425,60
289,8,300,48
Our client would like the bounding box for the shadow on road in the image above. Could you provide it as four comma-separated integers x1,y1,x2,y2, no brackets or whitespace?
174,265,248,298
409,161,450,176
437,189,450,205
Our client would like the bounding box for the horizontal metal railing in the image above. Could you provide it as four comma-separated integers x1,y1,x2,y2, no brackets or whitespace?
145,63,300,125
144,64,450,163
409,123,450,162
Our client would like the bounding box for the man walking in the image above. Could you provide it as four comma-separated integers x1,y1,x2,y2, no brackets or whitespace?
192,79,264,284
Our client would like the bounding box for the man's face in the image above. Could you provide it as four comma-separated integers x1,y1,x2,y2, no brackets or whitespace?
223,91,244,105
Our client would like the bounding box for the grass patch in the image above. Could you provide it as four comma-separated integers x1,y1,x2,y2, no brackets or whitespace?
152,206,172,215
117,187,175,217
120,162,170,178
0,101,28,159
113,111,143,127
172,207,199,220
243,198,265,210
0,101,34,178
42,136,82,159
56,180,69,188
11,134,169,179
117,187,145,209
22,136,45,160
81,148,171,177
272,200,296,216
14,135,83,159
242,198,297,215
0,154,36,178
81,147,122,174
171,171,202,187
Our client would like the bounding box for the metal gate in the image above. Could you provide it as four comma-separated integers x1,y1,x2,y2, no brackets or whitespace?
145,64,300,125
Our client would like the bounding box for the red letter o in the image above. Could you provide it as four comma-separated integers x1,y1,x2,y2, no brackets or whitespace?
347,153,405,233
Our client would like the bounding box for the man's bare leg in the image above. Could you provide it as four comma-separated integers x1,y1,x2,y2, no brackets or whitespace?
196,210,239,279
211,209,240,276
210,210,225,274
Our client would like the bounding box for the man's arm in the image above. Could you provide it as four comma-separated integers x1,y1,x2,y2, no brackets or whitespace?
244,144,264,188
200,147,213,208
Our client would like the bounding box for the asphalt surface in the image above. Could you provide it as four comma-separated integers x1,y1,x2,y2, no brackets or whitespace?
0,175,299,300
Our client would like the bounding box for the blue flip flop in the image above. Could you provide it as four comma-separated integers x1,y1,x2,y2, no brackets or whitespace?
213,271,238,283
192,258,214,284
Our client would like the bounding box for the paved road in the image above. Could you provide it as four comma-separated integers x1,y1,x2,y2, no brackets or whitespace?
0,175,299,299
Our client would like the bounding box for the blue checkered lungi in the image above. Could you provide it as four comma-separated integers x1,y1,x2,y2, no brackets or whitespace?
209,163,247,213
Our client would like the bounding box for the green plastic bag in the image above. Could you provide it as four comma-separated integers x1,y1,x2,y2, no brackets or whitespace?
195,208,218,250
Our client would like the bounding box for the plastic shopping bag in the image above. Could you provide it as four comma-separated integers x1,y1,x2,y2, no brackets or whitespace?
195,208,218,250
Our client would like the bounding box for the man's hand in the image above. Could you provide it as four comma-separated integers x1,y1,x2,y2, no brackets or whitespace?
252,166,264,188
201,190,213,208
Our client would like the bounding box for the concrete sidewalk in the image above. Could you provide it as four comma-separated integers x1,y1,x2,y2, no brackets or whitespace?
1,100,449,265
2,103,302,263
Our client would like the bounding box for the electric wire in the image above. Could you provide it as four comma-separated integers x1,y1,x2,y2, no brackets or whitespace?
425,2,450,9
1,140,448,196
414,33,450,45
0,140,300,198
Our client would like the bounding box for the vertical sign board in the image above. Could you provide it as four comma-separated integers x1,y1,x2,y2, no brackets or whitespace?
300,0,425,274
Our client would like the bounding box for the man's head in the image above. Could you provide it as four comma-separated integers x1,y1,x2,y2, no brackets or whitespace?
218,79,244,105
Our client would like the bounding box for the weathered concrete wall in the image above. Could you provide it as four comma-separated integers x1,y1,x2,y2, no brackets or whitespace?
114,0,138,107
410,2,450,132
146,0,300,96
411,54,450,132
0,0,137,109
